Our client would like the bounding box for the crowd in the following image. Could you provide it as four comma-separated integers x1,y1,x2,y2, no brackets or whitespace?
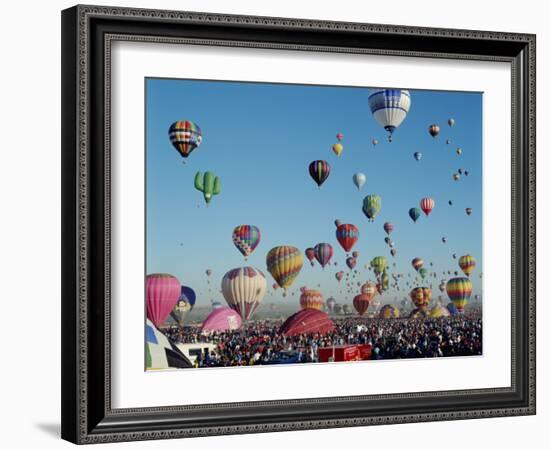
163,313,483,368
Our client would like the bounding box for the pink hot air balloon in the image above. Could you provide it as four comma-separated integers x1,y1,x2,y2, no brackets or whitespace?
335,271,344,282
420,197,435,216
383,222,394,235
146,273,181,328
201,307,243,332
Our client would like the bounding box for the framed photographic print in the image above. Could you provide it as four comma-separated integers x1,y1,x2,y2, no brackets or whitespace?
61,4,536,444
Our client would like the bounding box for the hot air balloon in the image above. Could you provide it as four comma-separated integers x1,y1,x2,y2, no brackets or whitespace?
410,286,432,311
335,271,344,282
336,132,344,141
335,223,359,253
353,172,366,190
370,256,387,276
411,257,424,271
453,173,460,181
409,207,421,223
309,160,331,187
428,124,440,138
448,118,455,127
221,267,267,321
390,248,397,257
232,225,261,259
456,147,463,155
442,237,447,243
201,307,242,332
206,268,213,277
429,304,451,318
300,287,325,311
266,246,304,295
446,139,452,145
418,268,428,279
146,273,181,328
168,120,202,160
372,138,379,146
279,309,334,336
314,242,334,268
194,171,221,205
332,142,344,156
169,285,196,327
342,304,352,315
464,170,469,176
458,168,463,175
346,257,357,270
459,254,476,276
362,194,382,221
305,247,316,266
326,297,336,312
448,200,453,206
446,277,472,313
420,197,435,216
383,222,394,235
414,152,422,161
466,207,473,216
334,219,342,227
353,291,373,316
272,283,279,290
379,304,400,318
352,251,360,258
368,89,411,142
409,308,427,319
333,304,343,315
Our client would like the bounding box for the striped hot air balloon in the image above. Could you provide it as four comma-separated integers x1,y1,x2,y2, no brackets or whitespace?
446,277,473,313
368,89,411,142
362,194,382,221
299,288,325,311
420,197,435,216
335,223,359,253
458,254,476,276
309,160,331,187
168,120,202,159
146,273,181,328
221,267,267,321
383,222,394,235
266,246,304,295
429,304,451,318
232,225,261,259
370,256,387,276
314,243,333,268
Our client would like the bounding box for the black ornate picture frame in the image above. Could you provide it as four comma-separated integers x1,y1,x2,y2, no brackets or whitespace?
61,4,536,444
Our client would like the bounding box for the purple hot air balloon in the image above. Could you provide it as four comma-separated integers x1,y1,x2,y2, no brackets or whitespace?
146,273,181,328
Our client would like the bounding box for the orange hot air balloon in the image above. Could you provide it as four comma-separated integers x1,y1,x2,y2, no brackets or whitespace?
458,254,476,276
299,287,325,311
410,286,432,311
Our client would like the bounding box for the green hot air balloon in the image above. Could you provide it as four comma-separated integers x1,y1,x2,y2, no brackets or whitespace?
370,256,387,276
362,194,382,222
409,207,421,223
194,171,221,205
418,268,428,279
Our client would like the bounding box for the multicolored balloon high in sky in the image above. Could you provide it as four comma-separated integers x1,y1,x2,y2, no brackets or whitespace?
232,225,261,260
168,120,202,160
335,223,359,253
309,160,331,188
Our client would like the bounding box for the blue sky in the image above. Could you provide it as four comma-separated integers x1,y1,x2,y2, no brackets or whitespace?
146,78,482,308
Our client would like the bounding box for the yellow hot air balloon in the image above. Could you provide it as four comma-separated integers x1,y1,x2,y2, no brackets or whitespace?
332,142,344,156
266,246,304,296
459,254,476,276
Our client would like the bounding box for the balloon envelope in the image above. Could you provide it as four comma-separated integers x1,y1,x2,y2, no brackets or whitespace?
201,307,243,332
279,309,335,336
146,273,181,328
